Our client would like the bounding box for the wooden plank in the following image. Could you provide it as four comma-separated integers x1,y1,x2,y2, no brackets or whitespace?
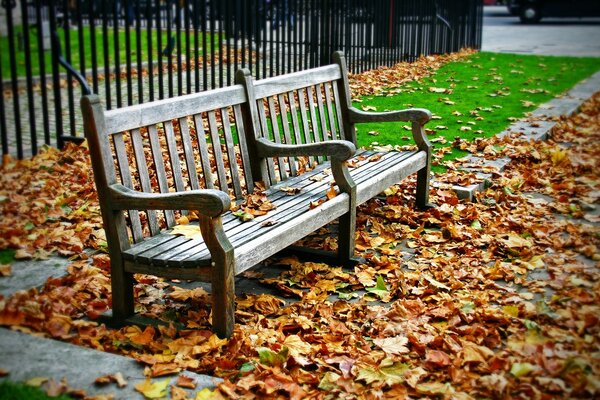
233,104,254,194
131,128,160,236
306,86,324,163
124,259,212,281
323,83,339,141
278,93,298,177
133,235,192,264
112,133,144,243
104,85,247,134
287,92,303,146
220,108,244,199
267,96,288,182
207,110,230,193
296,89,315,165
331,83,345,140
179,117,201,191
148,124,175,227
252,64,342,99
193,113,215,190
256,100,277,186
164,120,186,193
315,84,330,142
122,233,184,260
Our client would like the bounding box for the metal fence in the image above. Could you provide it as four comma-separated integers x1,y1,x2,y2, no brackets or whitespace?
0,0,483,159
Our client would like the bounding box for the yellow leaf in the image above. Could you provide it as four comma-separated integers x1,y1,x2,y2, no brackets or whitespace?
170,224,202,240
26,377,49,387
283,335,312,358
196,388,224,400
134,377,171,399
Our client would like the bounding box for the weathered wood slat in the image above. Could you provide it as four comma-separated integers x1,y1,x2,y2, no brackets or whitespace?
323,83,338,140
193,114,215,190
267,96,288,183
112,133,144,243
278,93,298,177
207,110,230,194
252,64,342,99
179,117,201,191
232,104,254,194
148,124,175,227
104,85,247,134
220,108,244,199
130,128,161,236
256,99,277,186
331,83,345,140
164,120,186,193
315,84,330,142
306,86,324,164
296,88,315,165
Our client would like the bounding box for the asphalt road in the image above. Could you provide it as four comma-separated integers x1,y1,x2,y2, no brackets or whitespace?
481,5,600,57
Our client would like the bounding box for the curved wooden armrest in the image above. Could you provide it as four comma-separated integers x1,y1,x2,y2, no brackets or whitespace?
255,137,356,161
108,184,231,217
348,107,432,125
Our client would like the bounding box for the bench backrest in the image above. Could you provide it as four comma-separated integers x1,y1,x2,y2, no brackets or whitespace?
235,51,354,188
81,85,255,244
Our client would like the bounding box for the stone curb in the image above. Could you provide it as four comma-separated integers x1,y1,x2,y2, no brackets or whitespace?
448,70,600,201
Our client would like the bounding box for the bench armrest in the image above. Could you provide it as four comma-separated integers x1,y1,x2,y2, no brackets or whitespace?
255,137,356,161
348,107,432,125
255,137,356,194
108,184,231,217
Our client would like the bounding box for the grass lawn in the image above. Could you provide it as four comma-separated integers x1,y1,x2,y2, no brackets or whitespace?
354,52,600,167
0,380,72,400
0,25,221,77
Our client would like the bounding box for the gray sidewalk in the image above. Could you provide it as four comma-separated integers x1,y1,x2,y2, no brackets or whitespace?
1,69,599,399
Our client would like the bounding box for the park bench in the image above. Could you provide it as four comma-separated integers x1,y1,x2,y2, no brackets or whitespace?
81,51,432,338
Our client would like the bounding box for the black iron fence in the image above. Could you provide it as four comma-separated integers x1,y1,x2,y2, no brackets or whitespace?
0,0,483,159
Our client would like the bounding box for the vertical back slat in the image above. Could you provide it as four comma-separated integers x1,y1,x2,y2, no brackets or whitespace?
278,93,298,177
112,132,144,243
323,83,338,140
296,88,315,165
179,117,201,191
220,108,244,199
148,124,176,227
306,86,324,163
256,100,277,185
233,104,255,194
207,110,230,193
267,96,288,182
287,91,303,146
332,82,346,141
315,84,329,142
131,128,160,236
193,114,215,190
164,120,186,192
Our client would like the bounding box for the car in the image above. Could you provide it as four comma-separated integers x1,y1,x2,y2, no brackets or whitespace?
506,0,600,23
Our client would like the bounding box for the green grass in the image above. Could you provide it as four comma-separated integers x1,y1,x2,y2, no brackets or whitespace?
0,25,221,77
355,52,600,166
0,380,72,400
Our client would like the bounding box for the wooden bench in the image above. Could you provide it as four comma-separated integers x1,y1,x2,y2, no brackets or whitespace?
81,51,432,338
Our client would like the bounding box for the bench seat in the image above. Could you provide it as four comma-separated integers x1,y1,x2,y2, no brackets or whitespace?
122,149,423,274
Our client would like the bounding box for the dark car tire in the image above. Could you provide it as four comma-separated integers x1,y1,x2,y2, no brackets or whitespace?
519,6,541,23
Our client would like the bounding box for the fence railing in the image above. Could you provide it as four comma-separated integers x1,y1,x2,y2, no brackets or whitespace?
0,0,483,159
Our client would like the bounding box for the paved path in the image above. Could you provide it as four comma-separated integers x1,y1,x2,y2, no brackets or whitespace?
482,5,600,57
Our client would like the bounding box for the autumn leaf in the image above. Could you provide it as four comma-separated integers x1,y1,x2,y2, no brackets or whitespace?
0,264,11,277
134,378,171,399
233,209,254,222
373,335,410,355
257,346,289,367
355,359,409,386
365,275,390,300
170,224,202,240
510,362,537,378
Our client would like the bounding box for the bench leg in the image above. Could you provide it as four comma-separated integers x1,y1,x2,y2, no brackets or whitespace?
200,215,235,339
416,165,434,209
337,210,357,266
110,261,135,322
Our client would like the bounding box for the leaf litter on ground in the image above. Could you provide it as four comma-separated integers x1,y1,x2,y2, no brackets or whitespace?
0,53,599,399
